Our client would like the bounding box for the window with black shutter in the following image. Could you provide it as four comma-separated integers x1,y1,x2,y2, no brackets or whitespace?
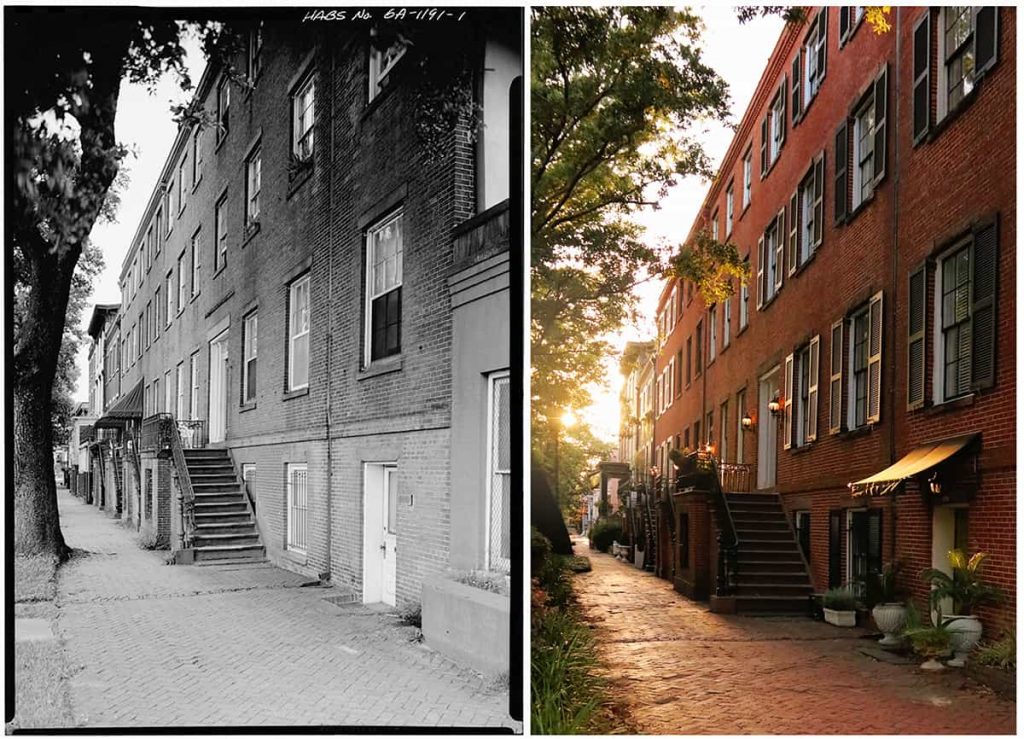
907,266,927,408
828,510,842,589
849,509,882,599
970,220,998,390
834,121,848,224
872,67,887,182
912,11,931,144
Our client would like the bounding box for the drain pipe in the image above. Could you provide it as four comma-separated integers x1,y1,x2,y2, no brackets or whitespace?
322,35,337,583
887,9,903,566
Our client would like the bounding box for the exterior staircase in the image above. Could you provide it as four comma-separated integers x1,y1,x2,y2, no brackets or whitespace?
183,448,265,563
725,492,813,614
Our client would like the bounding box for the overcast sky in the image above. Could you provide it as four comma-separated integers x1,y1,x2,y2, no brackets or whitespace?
579,6,784,442
72,30,205,401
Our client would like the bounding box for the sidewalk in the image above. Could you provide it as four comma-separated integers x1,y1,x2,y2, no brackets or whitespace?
46,488,513,729
574,544,1015,735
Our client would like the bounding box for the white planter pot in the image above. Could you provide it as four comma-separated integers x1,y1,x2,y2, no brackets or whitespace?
942,614,983,667
823,607,857,627
872,603,908,647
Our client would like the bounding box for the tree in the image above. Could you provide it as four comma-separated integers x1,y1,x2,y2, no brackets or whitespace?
9,8,196,558
531,7,731,443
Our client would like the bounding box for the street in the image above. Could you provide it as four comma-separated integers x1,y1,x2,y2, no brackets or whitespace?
573,542,1015,735
45,488,513,729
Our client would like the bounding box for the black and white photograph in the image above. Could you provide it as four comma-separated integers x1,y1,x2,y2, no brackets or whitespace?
8,4,522,730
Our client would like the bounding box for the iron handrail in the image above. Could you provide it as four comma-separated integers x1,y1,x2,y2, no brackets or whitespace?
677,449,740,595
165,416,197,549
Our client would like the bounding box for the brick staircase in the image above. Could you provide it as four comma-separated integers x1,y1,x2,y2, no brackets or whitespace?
726,492,813,614
183,448,265,563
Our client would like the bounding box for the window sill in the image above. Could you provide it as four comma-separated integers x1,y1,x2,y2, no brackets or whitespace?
286,163,314,199
283,387,309,402
284,548,307,566
215,133,229,154
190,292,200,304
921,79,986,148
922,393,975,416
788,442,813,455
213,265,226,280
837,424,873,441
359,355,403,380
242,221,261,248
239,402,257,414
736,323,749,338
192,176,202,194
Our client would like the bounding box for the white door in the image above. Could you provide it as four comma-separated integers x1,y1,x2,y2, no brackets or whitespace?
208,331,228,443
757,369,779,489
362,462,398,606
382,466,398,606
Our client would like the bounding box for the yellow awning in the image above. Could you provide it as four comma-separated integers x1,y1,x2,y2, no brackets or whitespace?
848,433,979,497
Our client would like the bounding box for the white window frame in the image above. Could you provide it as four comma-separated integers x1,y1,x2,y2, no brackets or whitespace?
165,271,174,325
177,156,187,212
216,76,230,143
369,38,407,102
191,127,203,186
164,370,172,413
723,295,732,348
190,229,201,297
933,238,973,404
709,305,718,363
936,6,976,121
740,258,750,329
852,95,876,210
175,362,185,419
176,252,186,314
799,173,815,265
485,371,511,573
215,194,227,272
292,74,316,160
165,183,174,233
848,305,871,429
364,210,404,365
243,311,258,404
248,22,263,80
288,274,311,391
246,146,261,225
286,462,308,553
189,351,200,420
804,14,827,104
725,183,734,236
743,150,752,208
711,211,719,242
770,91,785,164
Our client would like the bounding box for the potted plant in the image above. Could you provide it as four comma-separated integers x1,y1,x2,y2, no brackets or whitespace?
871,562,908,647
921,549,1005,667
906,621,954,671
822,586,858,627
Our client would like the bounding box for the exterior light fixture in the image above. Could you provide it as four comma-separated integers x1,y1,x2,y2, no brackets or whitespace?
929,471,942,495
768,395,781,415
741,412,754,431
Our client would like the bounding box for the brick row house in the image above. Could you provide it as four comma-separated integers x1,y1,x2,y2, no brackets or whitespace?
86,11,521,626
632,6,1014,633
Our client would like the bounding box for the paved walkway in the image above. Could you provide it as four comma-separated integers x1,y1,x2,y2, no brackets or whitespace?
52,489,514,729
573,542,1014,735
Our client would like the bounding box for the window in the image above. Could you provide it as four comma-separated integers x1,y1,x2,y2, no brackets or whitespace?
795,510,811,561
248,21,263,80
757,210,785,307
243,311,258,404
154,287,161,336
706,410,714,446
177,156,186,212
144,302,151,348
191,127,203,186
828,319,844,433
487,372,511,572
666,357,675,403
190,229,201,297
293,75,315,160
784,336,819,449
695,321,703,377
761,81,787,175
850,306,870,427
164,370,172,413
286,463,308,553
685,336,692,386
735,389,746,463
288,274,311,391
711,210,719,242
217,76,230,143
708,306,717,363
725,182,734,236
365,211,403,363
789,156,824,273
719,401,729,463
165,271,174,325
214,194,227,272
165,185,174,233
189,351,200,420
723,293,732,348
838,291,883,429
740,257,750,329
176,252,186,313
840,6,865,46
156,208,163,249
675,349,682,397
742,149,752,208
837,67,887,220
246,146,261,225
369,37,407,101
804,11,827,109
176,362,185,419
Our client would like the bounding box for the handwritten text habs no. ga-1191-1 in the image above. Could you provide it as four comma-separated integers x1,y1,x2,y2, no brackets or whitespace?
302,8,468,23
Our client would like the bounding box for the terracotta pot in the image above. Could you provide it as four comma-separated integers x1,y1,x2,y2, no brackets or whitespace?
872,603,907,647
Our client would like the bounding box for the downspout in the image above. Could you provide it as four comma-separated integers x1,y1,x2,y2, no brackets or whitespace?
887,10,902,565
323,36,337,582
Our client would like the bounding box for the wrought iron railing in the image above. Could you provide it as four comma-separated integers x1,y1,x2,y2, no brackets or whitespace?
176,419,206,449
676,449,740,596
719,462,753,493
167,418,197,550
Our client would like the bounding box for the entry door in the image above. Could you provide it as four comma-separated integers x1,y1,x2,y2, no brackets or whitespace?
848,509,882,598
208,332,228,443
757,369,779,489
381,465,398,606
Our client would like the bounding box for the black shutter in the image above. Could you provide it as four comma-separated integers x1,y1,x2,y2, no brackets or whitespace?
792,53,802,122
912,11,931,143
839,6,850,44
970,221,998,391
818,9,828,77
907,266,927,409
975,7,998,76
760,115,768,177
779,78,788,148
834,122,848,224
867,509,883,581
873,66,887,182
828,509,842,589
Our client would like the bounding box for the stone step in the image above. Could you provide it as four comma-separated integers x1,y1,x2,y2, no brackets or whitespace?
193,544,265,562
194,522,257,536
195,512,252,525
738,559,808,574
737,570,814,584
194,491,246,504
739,538,801,551
192,532,261,547
734,594,811,614
193,501,249,515
183,449,231,460
735,527,793,540
189,472,237,482
738,549,805,562
725,492,781,503
735,582,814,597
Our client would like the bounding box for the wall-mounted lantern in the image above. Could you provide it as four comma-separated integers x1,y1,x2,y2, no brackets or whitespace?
741,412,754,431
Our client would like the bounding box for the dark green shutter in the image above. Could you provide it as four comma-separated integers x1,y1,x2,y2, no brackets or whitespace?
970,221,998,391
907,266,927,408
974,7,998,76
817,9,828,77
873,66,887,182
792,53,802,122
834,122,848,224
828,510,842,589
839,6,850,43
912,11,931,143
760,115,768,176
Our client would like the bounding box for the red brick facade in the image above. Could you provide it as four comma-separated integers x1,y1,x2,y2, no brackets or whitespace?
646,7,1014,632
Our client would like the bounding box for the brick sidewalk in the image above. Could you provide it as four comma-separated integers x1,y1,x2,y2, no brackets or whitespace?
51,489,514,729
573,544,1014,735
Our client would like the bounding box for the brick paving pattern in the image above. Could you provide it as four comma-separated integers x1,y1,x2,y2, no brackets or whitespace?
54,490,514,729
574,542,1014,735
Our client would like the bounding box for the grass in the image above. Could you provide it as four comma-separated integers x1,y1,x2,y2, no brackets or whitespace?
976,630,1015,670
451,569,510,597
8,554,76,730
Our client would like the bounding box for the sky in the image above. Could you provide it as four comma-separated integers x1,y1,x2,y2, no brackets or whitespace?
578,6,784,444
72,31,206,402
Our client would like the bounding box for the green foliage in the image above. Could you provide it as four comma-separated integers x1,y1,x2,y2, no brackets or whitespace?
905,620,953,660
822,587,858,611
589,517,624,554
567,556,592,573
531,526,553,576
735,6,807,25
531,6,730,430
533,422,613,517
921,549,1004,616
668,230,750,306
865,560,905,608
976,630,1015,671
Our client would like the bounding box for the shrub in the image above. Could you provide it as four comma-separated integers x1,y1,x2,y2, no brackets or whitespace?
452,570,509,597
976,630,1015,670
589,517,623,553
921,549,1004,616
531,526,553,577
398,604,422,629
823,587,858,611
566,555,592,573
137,528,160,550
